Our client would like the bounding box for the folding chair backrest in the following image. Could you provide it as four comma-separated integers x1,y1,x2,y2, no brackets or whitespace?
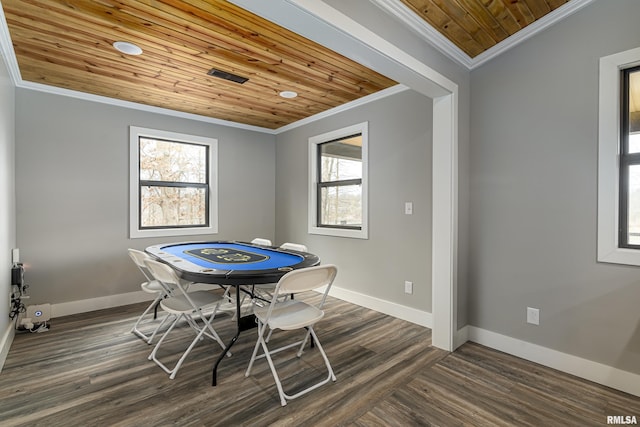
251,238,272,246
144,259,181,292
128,249,154,282
279,242,308,252
277,264,337,296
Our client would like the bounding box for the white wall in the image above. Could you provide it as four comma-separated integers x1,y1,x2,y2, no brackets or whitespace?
15,90,276,306
0,50,16,369
469,0,640,375
276,89,433,315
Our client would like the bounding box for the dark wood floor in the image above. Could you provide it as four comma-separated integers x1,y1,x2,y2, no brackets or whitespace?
1,292,638,426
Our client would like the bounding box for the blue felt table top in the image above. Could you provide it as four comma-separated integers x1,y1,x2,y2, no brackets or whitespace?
159,242,303,271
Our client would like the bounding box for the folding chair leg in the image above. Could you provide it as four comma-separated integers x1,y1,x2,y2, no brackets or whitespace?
146,311,172,344
170,316,209,379
245,321,268,376
131,294,164,343
149,307,228,379
261,338,288,407
169,307,228,379
148,314,180,366
308,328,336,383
221,285,233,303
245,323,336,407
245,320,287,406
296,328,312,357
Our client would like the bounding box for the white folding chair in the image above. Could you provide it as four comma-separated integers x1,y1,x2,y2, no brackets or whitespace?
128,249,173,344
254,242,309,342
245,264,338,406
279,242,307,252
252,242,308,304
251,237,272,247
144,259,228,379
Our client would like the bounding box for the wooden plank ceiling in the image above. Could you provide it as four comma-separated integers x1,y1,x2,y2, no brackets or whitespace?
398,0,569,58
2,0,397,130
3,0,571,129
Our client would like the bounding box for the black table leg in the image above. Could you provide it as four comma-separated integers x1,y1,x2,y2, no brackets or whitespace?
211,285,257,386
212,285,241,386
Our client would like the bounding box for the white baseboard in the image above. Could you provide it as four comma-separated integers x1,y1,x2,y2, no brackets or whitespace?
324,285,432,328
454,323,469,350
50,283,219,318
0,323,15,373
51,290,155,318
464,325,640,397
49,283,431,327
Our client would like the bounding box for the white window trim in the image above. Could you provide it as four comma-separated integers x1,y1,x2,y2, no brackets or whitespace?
129,126,218,239
308,121,369,239
598,47,640,265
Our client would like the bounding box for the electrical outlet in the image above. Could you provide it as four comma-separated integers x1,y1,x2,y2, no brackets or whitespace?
527,307,540,325
404,281,413,294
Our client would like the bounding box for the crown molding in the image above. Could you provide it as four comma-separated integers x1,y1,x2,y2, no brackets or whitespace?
471,0,597,69
13,79,410,135
369,0,474,69
0,1,21,84
17,80,278,133
370,0,598,71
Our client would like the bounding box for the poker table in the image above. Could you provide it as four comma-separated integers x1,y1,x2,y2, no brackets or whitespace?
145,240,320,385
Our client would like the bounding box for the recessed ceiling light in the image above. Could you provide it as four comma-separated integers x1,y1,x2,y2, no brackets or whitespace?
279,90,298,99
113,41,143,56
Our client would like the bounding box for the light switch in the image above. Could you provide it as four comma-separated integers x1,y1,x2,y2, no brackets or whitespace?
405,202,413,215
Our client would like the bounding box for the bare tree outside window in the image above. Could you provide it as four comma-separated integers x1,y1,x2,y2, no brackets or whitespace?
139,138,209,228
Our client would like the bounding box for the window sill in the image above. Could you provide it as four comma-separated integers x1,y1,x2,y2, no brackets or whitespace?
597,246,640,267
308,225,368,239
129,225,218,239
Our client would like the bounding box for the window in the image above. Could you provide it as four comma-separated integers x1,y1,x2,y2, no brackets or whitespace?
129,126,218,238
598,47,640,265
309,122,368,239
618,66,640,248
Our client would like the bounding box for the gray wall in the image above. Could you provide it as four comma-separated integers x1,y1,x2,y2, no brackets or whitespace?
469,0,640,374
0,52,16,347
15,90,276,304
275,89,433,311
325,0,471,326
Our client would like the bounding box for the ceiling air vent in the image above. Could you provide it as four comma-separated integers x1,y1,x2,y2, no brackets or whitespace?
207,68,249,84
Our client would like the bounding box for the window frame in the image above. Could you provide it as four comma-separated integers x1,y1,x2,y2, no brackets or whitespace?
618,65,640,249
316,136,363,230
308,122,369,239
129,126,218,239
597,47,640,265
